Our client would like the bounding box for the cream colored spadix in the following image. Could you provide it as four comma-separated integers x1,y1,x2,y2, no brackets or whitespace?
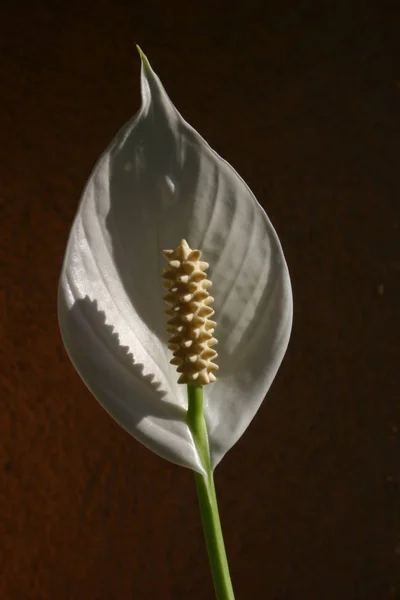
58,49,293,474
163,239,218,385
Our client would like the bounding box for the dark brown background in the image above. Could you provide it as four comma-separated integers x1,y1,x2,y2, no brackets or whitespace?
1,1,399,598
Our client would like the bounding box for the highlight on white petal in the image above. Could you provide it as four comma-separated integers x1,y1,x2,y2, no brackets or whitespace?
58,48,292,472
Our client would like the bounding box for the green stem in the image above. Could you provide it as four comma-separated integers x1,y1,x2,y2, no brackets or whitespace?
186,385,235,600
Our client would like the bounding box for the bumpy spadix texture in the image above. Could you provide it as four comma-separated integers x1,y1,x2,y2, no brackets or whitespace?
58,49,293,474
163,239,218,385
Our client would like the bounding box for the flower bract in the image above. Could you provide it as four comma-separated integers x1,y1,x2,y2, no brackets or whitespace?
58,49,293,474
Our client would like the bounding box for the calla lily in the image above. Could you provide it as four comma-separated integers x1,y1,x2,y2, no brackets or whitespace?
58,49,293,477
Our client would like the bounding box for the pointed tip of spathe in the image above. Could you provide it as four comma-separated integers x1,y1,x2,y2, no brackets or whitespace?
136,44,152,73
136,44,145,60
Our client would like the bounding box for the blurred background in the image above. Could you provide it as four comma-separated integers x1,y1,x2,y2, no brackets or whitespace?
1,0,399,598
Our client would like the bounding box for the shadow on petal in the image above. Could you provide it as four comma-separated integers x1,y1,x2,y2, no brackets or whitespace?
62,295,187,424
104,114,199,351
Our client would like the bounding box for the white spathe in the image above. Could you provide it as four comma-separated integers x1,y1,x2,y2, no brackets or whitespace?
58,50,293,475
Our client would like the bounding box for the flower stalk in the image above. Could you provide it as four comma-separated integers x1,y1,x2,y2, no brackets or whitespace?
186,384,235,600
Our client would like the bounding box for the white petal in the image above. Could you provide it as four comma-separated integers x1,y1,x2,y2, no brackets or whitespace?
58,50,292,473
